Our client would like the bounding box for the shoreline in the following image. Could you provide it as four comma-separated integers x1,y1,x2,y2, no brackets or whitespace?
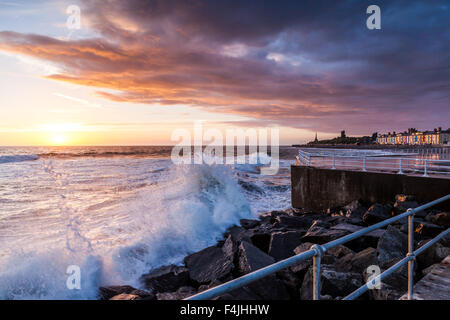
100,195,450,300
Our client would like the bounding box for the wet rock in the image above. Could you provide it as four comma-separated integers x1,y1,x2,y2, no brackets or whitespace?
336,247,377,273
110,293,141,300
240,219,260,230
156,286,196,300
362,204,393,225
377,225,408,265
250,232,271,253
184,245,234,284
370,258,408,300
99,285,137,300
393,200,419,214
268,230,305,261
224,226,252,244
330,223,384,251
290,242,315,274
342,200,367,218
140,265,189,293
325,245,355,259
415,222,444,238
300,265,363,300
273,215,314,230
238,241,275,274
416,240,450,270
302,222,349,244
428,212,450,228
237,241,289,299
395,194,415,202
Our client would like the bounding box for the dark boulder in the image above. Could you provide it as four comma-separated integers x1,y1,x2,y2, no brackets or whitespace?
99,285,138,300
184,245,234,284
330,223,384,251
237,241,289,299
342,200,367,218
300,265,363,300
273,215,314,230
302,222,349,245
140,265,189,293
240,219,260,229
238,241,275,274
362,204,393,225
224,225,252,244
416,239,450,270
429,212,450,228
290,242,315,274
376,225,408,265
250,232,271,253
268,230,305,261
156,286,196,300
369,258,408,300
415,222,444,238
336,247,377,274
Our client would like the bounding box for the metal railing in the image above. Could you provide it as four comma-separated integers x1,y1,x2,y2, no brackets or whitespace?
297,149,450,177
185,194,450,300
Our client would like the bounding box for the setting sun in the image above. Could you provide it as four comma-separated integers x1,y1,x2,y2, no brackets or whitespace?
51,133,68,145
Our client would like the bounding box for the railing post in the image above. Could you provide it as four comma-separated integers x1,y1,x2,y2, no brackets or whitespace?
423,159,428,177
311,245,324,300
362,154,367,172
398,158,403,174
407,209,415,300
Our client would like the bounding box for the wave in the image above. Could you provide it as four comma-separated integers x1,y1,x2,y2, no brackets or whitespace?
0,155,39,164
0,164,254,299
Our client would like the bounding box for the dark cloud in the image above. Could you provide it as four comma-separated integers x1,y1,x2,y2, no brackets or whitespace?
0,0,449,134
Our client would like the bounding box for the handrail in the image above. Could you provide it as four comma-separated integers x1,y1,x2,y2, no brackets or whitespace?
185,194,450,300
298,149,450,177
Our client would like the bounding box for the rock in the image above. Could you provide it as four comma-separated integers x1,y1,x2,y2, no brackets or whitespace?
224,226,251,244
369,258,408,300
276,269,302,299
250,232,271,253
395,194,415,202
140,265,189,293
330,223,384,251
393,200,419,214
342,200,367,218
184,245,234,284
362,204,393,225
273,215,314,230
429,212,450,228
240,219,260,229
268,230,304,261
237,241,289,299
336,247,377,273
302,222,349,244
325,245,354,259
377,225,408,265
99,285,137,300
416,240,450,270
415,222,444,238
222,235,236,257
110,293,141,300
290,242,315,274
238,241,275,274
156,286,196,300
300,265,363,300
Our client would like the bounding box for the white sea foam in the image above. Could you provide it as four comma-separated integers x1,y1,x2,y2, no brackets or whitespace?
0,162,257,299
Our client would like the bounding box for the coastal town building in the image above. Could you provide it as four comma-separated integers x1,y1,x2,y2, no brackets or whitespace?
377,127,450,145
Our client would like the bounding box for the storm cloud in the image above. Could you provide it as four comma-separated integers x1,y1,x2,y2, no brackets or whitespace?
0,0,449,134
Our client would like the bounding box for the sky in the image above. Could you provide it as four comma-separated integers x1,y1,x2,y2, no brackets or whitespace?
0,0,449,146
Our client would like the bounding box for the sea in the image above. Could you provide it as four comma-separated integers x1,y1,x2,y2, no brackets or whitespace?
0,146,297,299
